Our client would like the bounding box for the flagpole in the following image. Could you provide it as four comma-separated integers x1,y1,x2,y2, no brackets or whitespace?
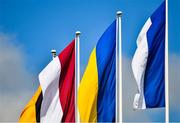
165,0,169,122
51,49,56,59
75,31,81,123
116,11,123,123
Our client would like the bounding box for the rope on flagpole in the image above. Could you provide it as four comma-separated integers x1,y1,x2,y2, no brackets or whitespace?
116,11,123,123
165,0,169,122
75,31,81,123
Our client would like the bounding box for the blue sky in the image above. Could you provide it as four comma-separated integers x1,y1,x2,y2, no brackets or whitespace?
0,0,180,122
0,0,169,73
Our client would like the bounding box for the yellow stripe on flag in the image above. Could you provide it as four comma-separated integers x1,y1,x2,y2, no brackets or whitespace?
78,48,98,122
19,86,41,123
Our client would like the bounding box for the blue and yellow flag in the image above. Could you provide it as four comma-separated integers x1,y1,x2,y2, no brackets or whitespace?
78,20,116,122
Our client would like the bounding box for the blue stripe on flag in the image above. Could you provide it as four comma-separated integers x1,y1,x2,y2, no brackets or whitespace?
96,20,116,122
144,1,165,108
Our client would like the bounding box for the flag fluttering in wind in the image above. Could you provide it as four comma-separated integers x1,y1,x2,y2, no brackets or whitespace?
19,86,42,122
132,1,165,109
78,20,116,122
19,40,75,122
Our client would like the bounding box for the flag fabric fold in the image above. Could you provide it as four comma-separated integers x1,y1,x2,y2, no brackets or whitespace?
19,86,42,122
132,1,165,109
78,20,116,122
19,40,75,122
58,40,75,122
39,56,63,123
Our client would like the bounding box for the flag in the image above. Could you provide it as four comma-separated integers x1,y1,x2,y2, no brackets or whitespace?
78,20,116,122
132,1,165,109
19,86,42,122
19,40,75,122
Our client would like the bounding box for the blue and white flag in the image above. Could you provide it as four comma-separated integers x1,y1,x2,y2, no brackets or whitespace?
132,1,165,109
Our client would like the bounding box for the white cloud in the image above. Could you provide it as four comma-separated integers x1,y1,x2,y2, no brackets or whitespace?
0,32,37,121
169,54,180,121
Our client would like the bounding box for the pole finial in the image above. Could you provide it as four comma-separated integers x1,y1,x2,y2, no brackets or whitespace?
51,49,56,59
76,31,81,36
116,11,122,17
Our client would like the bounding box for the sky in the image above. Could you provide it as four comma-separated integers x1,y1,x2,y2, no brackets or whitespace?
0,0,180,122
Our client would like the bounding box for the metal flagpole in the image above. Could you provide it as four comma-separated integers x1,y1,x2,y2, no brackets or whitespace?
116,11,123,122
75,31,81,123
51,49,56,59
165,0,169,122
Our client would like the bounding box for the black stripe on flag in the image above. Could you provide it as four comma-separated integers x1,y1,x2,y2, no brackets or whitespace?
35,91,43,122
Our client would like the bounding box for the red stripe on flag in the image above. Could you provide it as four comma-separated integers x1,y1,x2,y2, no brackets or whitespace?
58,40,75,122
